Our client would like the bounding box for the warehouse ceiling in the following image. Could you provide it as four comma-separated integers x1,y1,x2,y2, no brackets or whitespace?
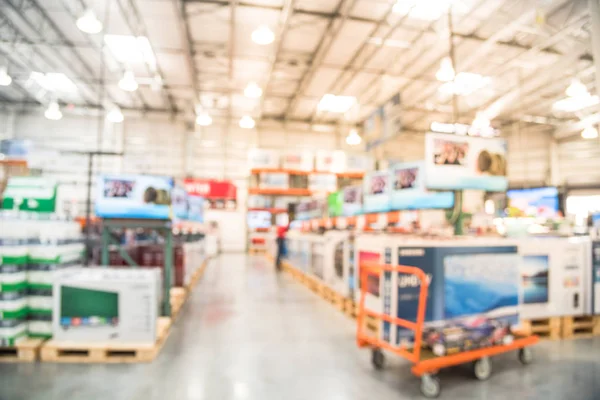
0,0,596,135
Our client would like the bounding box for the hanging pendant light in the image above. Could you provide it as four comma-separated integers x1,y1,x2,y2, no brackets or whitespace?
106,106,124,123
581,126,599,139
0,66,12,86
346,129,362,146
244,82,263,98
196,111,213,126
251,25,275,45
436,57,455,82
44,101,63,121
119,70,138,92
76,9,103,34
239,115,255,129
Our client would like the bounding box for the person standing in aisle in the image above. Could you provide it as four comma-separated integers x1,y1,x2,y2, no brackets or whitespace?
275,223,288,271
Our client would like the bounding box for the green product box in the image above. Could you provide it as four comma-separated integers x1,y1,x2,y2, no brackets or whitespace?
0,320,28,346
0,265,27,292
1,177,57,213
0,292,28,320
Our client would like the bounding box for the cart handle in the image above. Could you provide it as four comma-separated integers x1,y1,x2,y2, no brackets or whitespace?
356,262,429,364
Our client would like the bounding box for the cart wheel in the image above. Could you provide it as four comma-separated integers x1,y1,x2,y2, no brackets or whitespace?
371,348,385,370
420,374,441,398
519,347,533,365
473,356,492,381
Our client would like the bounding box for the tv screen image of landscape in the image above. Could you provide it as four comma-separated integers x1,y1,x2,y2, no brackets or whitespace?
521,255,550,304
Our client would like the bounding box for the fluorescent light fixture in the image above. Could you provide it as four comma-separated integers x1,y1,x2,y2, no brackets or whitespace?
251,25,275,45
318,94,356,113
44,101,63,121
119,71,138,92
244,82,263,98
239,115,255,129
439,72,491,96
581,126,598,139
29,72,77,93
553,93,600,112
196,111,213,126
104,35,157,67
393,0,453,21
106,107,124,123
436,57,455,82
76,9,103,34
346,129,362,146
0,66,12,86
566,78,588,98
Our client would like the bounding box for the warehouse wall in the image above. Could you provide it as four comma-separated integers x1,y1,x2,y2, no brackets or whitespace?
505,124,552,188
557,136,600,187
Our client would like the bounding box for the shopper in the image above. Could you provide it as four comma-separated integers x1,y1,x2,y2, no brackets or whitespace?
275,223,288,271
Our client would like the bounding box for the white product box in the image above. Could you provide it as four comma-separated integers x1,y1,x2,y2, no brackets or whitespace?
53,268,159,344
322,231,352,297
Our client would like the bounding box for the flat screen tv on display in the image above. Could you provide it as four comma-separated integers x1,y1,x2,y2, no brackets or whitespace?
506,187,559,218
60,286,119,329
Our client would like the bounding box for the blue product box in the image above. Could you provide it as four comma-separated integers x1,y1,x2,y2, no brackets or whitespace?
395,244,520,345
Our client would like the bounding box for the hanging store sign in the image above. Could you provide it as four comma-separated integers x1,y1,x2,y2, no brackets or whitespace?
183,179,237,210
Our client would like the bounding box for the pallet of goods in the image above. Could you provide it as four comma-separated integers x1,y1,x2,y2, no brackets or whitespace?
561,315,600,339
40,317,171,363
0,338,44,363
520,317,561,340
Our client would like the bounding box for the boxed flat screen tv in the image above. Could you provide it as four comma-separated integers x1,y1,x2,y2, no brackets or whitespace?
95,174,174,219
390,162,454,210
53,268,159,343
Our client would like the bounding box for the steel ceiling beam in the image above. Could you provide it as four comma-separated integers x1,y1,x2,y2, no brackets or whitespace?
257,0,295,119
283,0,357,119
0,5,99,105
172,0,201,117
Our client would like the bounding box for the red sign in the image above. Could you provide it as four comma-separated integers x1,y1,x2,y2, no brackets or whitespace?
183,179,237,200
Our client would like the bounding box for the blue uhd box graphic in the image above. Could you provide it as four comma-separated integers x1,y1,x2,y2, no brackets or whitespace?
395,244,520,345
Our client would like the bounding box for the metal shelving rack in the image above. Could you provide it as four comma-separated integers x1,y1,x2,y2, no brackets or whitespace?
100,218,174,317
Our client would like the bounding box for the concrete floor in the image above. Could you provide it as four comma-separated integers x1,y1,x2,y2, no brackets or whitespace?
1,253,600,399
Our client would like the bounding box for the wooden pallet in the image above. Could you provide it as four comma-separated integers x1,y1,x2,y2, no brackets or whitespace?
170,287,188,319
344,299,357,319
520,317,561,340
40,317,172,363
248,247,267,254
561,315,600,339
0,339,44,363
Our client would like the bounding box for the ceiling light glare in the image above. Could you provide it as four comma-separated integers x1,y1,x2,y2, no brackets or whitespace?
29,72,77,93
244,82,263,98
346,129,362,146
151,74,163,92
393,0,453,21
581,125,598,139
106,107,124,123
318,94,356,113
196,112,213,126
239,115,255,129
439,72,491,96
0,66,12,86
251,25,275,45
566,78,588,98
104,35,157,66
44,101,63,121
119,71,138,92
553,93,600,112
76,9,103,34
436,57,455,82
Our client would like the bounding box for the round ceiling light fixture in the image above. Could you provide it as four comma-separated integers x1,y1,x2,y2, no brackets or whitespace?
0,66,12,86
76,9,103,34
106,106,124,123
244,82,263,98
119,70,138,92
44,101,63,121
251,25,275,45
239,115,256,129
346,128,362,146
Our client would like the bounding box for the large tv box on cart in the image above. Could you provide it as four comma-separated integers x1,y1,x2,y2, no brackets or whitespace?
52,268,160,344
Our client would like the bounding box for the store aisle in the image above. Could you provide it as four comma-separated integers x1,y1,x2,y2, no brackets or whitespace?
1,253,600,400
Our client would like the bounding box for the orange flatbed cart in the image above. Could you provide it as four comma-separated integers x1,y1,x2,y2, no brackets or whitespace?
356,262,539,398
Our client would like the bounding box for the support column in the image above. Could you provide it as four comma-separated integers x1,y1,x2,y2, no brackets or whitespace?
589,0,600,101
